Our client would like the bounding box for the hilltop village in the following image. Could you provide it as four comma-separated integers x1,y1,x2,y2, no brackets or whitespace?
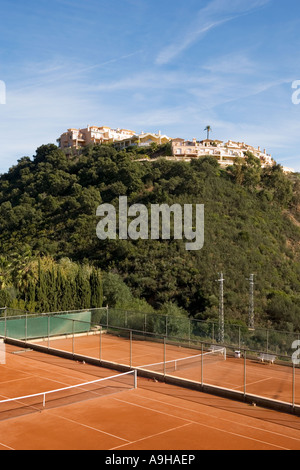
57,125,294,173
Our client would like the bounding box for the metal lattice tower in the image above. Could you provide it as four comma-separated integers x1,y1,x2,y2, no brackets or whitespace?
217,272,224,343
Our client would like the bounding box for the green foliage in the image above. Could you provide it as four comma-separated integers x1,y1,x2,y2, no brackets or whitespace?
0,143,299,331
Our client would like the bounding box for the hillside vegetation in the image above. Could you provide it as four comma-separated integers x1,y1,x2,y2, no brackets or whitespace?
0,142,300,332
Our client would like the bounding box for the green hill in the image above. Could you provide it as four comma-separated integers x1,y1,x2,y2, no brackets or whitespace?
0,142,300,331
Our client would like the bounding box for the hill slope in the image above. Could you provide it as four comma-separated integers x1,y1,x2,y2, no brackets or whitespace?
0,143,300,331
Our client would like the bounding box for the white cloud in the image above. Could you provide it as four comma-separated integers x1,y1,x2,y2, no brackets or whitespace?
156,18,229,66
156,0,272,65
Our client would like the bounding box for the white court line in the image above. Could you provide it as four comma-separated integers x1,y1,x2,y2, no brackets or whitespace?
132,391,300,444
49,410,131,444
0,442,15,450
2,350,105,391
111,423,192,450
111,396,290,450
0,370,92,399
231,376,274,391
191,361,291,391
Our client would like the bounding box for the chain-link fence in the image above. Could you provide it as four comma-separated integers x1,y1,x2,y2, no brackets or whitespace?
96,308,300,357
1,306,300,413
1,306,299,356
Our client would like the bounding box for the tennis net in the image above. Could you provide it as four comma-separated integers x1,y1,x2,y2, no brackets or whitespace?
0,370,137,421
139,346,226,374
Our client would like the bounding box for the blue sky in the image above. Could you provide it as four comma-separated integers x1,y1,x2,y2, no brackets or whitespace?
0,0,300,172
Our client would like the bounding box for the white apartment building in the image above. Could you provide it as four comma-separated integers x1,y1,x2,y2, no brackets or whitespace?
115,131,172,149
56,126,293,173
57,126,136,150
57,126,172,151
171,138,274,168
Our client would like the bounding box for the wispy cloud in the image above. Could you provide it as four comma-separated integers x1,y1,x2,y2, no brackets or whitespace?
202,52,258,75
10,50,144,92
156,0,272,65
91,52,291,113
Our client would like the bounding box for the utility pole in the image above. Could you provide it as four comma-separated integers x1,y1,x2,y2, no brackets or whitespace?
217,273,224,343
247,274,255,330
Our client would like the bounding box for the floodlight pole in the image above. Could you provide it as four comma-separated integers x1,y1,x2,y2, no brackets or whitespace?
217,273,224,344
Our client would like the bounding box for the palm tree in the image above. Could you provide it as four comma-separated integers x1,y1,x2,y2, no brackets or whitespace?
0,256,13,290
204,125,212,140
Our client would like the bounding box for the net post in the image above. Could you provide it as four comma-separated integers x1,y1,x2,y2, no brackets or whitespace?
134,369,137,389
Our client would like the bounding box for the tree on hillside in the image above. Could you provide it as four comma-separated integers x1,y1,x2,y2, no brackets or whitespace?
261,164,293,207
228,152,261,189
0,142,299,328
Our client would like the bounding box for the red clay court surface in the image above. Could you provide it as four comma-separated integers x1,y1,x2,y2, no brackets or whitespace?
46,332,300,406
0,339,299,450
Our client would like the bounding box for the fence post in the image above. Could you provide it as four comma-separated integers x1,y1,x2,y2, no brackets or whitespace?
163,336,166,377
25,313,28,343
244,350,247,397
130,330,132,368
292,362,295,409
201,342,204,386
99,327,102,362
4,307,7,339
47,315,50,348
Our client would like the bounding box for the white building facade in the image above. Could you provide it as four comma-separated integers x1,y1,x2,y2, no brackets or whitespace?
171,138,274,168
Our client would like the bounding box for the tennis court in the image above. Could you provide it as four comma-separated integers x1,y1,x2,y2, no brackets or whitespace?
0,345,300,451
3,309,300,408
41,330,300,407
0,342,299,450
